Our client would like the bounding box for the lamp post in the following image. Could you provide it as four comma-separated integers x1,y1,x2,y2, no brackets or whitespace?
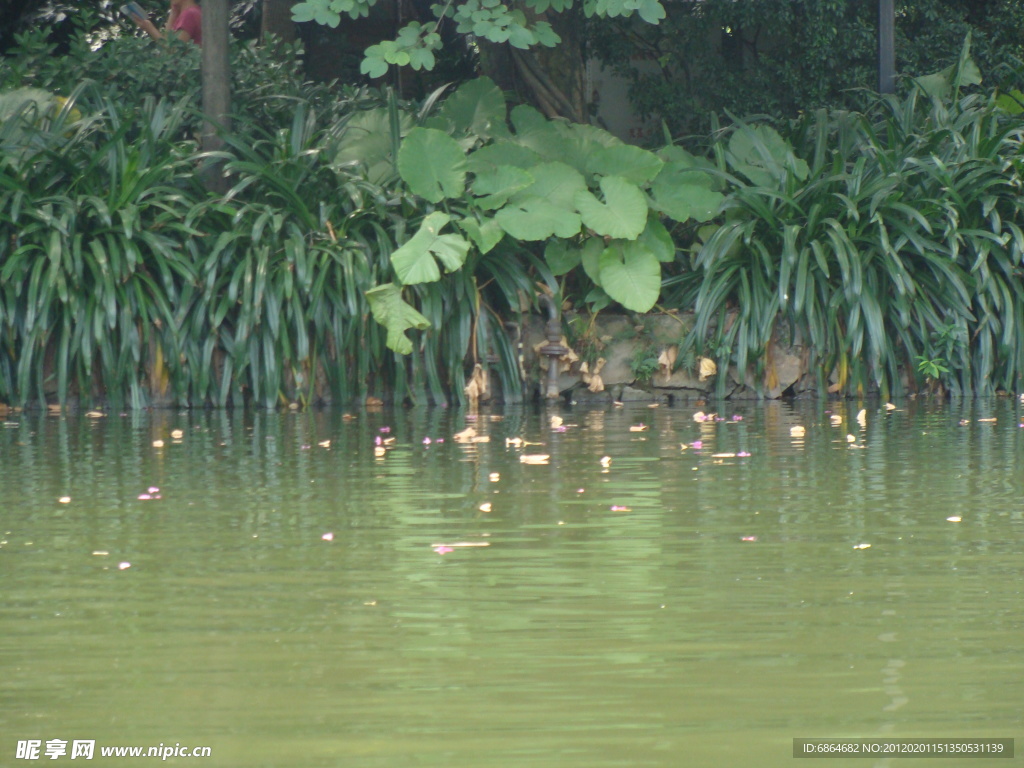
878,0,895,94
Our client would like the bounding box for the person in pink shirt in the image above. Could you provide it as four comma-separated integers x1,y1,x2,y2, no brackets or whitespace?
130,0,202,46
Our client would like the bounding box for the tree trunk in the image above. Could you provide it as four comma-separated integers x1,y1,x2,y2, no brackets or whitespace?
201,0,231,192
261,0,297,47
479,6,587,123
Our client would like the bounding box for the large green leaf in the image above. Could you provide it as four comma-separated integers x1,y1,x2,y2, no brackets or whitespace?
726,123,809,187
397,127,467,202
471,165,534,209
574,175,648,239
458,216,504,254
638,217,676,262
335,107,410,184
365,282,430,355
598,241,662,312
512,161,587,210
544,239,581,276
434,77,509,139
650,161,724,223
465,140,543,173
587,144,664,184
580,237,605,285
391,211,471,284
495,196,581,240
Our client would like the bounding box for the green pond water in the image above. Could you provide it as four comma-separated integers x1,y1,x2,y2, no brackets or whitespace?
1,400,1022,767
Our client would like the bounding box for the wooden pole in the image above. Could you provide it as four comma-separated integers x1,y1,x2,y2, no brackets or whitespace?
201,0,231,191
878,0,895,94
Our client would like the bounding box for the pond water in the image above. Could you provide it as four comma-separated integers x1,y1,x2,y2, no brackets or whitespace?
1,400,1022,767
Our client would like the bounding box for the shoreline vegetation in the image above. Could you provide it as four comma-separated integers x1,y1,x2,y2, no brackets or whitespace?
4,29,1024,409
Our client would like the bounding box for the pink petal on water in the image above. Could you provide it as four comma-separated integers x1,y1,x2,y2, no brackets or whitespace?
435,438,445,444
322,532,334,541
732,415,743,421
610,505,632,512
423,437,432,445
380,426,391,433
741,536,758,542
148,487,159,494
118,562,131,570
374,436,383,445
433,545,454,555
691,441,703,449
137,494,152,500
737,451,751,457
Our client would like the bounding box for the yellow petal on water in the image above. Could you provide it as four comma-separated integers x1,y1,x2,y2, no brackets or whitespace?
171,429,184,440
846,434,856,443
453,427,477,442
317,439,331,448
885,403,896,411
830,414,843,425
712,453,736,458
58,496,71,504
91,551,109,556
471,435,491,443
692,411,706,423
479,503,492,513
520,454,550,465
647,403,660,408
790,425,806,437
47,404,62,414
599,455,612,467
977,417,997,423
679,443,688,451
856,409,867,427
629,424,648,432
152,439,165,448
85,410,105,418
505,437,523,448
374,446,387,458
946,516,962,523
853,543,871,550
550,415,564,428
488,472,500,482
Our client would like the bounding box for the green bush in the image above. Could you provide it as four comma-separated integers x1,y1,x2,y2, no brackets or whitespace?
665,42,1024,397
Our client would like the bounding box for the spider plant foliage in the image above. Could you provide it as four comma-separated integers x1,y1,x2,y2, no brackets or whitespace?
363,76,722,356
0,88,200,409
677,36,1024,398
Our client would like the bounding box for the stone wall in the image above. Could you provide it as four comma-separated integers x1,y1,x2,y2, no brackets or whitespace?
516,310,815,403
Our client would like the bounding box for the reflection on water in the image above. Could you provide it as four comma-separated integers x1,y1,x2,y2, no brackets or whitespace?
1,401,1022,767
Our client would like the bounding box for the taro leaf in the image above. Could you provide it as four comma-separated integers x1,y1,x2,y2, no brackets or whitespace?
435,76,509,139
391,211,471,284
554,122,622,176
574,175,648,240
472,164,534,209
509,105,576,164
638,217,675,262
587,144,664,185
544,239,581,276
650,161,724,223
458,216,504,254
995,89,1024,115
726,124,809,187
335,107,411,184
365,282,431,355
397,127,467,202
495,196,581,240
580,237,605,286
513,161,588,210
598,241,661,312
465,140,543,173
585,286,612,312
